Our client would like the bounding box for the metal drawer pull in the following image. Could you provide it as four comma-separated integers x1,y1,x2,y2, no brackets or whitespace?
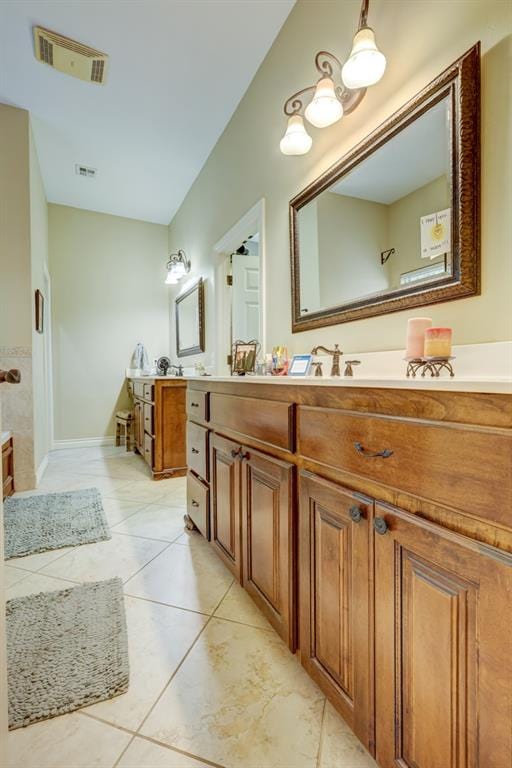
191,447,199,454
373,517,388,535
354,441,393,459
191,500,199,507
190,402,199,407
349,506,362,523
231,448,241,458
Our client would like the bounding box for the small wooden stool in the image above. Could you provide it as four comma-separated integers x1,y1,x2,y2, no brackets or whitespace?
115,410,134,451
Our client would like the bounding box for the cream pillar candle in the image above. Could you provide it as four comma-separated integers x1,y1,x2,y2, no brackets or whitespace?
424,327,452,358
406,317,432,359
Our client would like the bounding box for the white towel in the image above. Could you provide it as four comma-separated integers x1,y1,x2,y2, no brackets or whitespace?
132,343,149,370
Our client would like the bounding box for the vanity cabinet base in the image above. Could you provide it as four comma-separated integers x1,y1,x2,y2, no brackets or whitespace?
130,378,187,479
187,379,512,768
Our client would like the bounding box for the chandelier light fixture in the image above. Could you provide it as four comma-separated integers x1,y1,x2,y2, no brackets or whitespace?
280,0,386,155
165,249,190,284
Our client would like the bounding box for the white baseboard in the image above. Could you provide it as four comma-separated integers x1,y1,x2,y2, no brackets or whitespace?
35,455,49,486
52,436,115,451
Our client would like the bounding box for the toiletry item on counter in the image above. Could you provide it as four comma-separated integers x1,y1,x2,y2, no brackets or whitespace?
271,346,289,375
424,327,453,358
264,354,273,375
405,317,432,359
132,342,150,372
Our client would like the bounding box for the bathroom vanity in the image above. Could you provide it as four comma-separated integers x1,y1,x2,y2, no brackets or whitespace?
127,376,187,479
185,376,512,768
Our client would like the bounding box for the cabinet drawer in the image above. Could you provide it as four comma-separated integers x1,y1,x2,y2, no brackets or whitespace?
143,383,154,402
298,406,512,525
187,471,210,539
187,389,209,422
187,421,209,480
133,381,154,402
144,403,154,436
210,393,294,451
143,433,154,468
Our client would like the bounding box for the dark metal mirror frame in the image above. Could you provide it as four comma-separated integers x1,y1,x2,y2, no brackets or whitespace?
290,43,480,333
176,277,205,357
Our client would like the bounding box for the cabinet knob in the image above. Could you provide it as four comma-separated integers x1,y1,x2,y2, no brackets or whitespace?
191,500,199,507
373,517,388,535
349,506,363,523
231,448,241,459
239,451,250,461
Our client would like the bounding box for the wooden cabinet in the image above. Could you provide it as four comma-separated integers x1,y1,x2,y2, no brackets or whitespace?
210,433,242,580
2,437,14,500
130,378,187,479
241,448,295,648
374,502,512,768
187,379,512,767
299,472,373,749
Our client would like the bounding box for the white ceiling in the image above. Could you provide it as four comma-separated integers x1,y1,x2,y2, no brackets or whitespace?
330,98,451,204
0,1,294,224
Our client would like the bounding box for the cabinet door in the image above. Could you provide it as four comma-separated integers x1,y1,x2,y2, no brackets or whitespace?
241,448,295,649
134,400,143,453
374,503,512,768
210,433,242,580
299,472,373,751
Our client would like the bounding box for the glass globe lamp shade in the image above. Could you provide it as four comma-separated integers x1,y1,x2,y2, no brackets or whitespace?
279,115,313,156
341,27,386,89
305,77,343,128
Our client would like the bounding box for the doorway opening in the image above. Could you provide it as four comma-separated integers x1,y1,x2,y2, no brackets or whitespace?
213,200,266,375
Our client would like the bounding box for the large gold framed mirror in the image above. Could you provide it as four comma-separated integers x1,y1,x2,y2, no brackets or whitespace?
290,44,480,332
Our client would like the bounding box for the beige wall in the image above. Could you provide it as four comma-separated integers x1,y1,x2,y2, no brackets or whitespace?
168,0,512,356
0,104,49,489
49,205,169,441
316,192,389,306
388,175,450,286
0,104,31,348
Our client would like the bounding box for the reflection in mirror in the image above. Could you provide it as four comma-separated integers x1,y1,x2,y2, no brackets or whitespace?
176,278,205,357
298,97,452,316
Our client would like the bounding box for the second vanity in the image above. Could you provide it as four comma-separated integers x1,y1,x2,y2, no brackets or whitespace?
185,375,512,768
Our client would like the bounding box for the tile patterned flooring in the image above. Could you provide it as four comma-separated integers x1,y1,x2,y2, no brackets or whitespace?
5,446,377,768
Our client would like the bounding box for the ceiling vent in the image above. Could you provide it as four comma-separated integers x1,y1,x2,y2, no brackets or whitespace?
75,164,97,179
33,26,108,85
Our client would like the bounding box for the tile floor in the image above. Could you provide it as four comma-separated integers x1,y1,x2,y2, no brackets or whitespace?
5,446,377,768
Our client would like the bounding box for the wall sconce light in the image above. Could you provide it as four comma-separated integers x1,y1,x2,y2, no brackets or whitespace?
165,249,190,285
280,0,386,155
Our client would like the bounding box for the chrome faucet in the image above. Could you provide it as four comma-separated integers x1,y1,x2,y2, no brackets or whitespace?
169,364,184,377
310,344,343,377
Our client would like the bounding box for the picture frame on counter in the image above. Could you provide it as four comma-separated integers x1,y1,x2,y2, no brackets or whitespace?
232,340,260,375
288,353,313,376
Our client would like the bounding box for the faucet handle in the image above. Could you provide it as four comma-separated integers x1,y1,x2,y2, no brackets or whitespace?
344,360,361,377
311,362,323,377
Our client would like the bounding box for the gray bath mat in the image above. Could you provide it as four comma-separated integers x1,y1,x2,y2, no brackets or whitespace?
7,578,129,729
4,487,110,559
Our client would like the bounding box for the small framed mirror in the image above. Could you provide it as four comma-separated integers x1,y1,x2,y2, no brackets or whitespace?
176,278,205,357
290,44,480,332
